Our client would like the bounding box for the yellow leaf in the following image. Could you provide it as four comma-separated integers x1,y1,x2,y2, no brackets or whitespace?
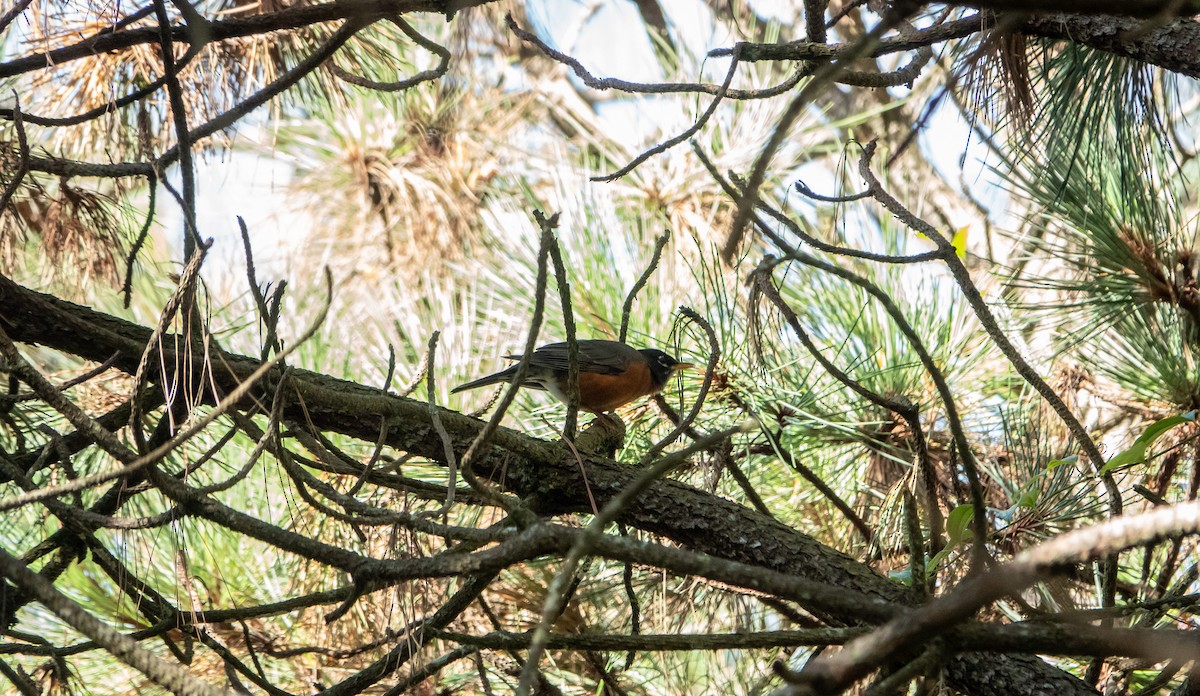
951,226,968,259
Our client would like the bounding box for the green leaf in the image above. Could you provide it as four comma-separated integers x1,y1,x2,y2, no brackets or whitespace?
1047,454,1078,470
1135,410,1196,446
945,504,975,545
1017,487,1040,509
924,505,977,576
1101,411,1196,474
926,548,952,576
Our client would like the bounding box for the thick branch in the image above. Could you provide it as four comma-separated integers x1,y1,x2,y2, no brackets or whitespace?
0,0,490,79
1022,12,1200,77
0,274,1097,696
716,12,1200,78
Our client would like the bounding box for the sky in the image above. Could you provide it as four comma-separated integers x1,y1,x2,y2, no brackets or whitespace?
147,0,1009,301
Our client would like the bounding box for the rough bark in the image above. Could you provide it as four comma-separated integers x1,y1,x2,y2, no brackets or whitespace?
0,274,1098,695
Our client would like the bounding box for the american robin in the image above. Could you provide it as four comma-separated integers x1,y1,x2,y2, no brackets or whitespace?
452,339,692,413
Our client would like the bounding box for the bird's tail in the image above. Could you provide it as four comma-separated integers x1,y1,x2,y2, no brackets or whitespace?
451,367,517,393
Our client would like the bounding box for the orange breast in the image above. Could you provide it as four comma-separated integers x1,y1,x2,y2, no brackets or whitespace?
574,362,657,413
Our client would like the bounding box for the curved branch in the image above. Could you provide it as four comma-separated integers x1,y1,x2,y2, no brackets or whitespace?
26,18,371,180
0,272,1098,696
0,0,488,79
0,547,231,696
328,16,450,91
795,499,1200,692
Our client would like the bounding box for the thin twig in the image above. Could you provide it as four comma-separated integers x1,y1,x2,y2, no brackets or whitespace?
421,331,460,517
22,17,373,183
0,353,120,402
793,499,1200,693
458,215,558,514
619,231,670,344
619,523,640,670
0,272,333,512
238,216,285,359
123,173,158,307
794,179,871,203
506,13,808,101
517,309,727,694
329,17,449,91
544,217,580,439
328,572,500,696
0,92,30,216
595,46,743,182
692,144,939,265
152,0,199,259
642,307,721,458
0,547,232,696
0,0,32,35
10,44,204,128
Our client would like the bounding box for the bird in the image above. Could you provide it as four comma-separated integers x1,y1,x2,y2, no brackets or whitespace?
452,339,693,414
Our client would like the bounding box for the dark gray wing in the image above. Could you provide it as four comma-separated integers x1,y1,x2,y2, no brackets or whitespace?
508,339,638,375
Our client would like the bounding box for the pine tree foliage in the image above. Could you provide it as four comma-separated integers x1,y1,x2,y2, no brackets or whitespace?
2,2,1200,695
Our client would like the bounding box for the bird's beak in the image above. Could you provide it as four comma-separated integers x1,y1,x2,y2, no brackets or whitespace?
672,362,695,373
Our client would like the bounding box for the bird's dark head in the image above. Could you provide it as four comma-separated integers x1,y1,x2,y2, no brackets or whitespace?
640,348,694,386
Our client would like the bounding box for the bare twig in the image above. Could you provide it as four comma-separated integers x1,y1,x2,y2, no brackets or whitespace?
0,353,120,402
544,217,580,438
709,14,982,61
0,0,32,35
722,12,907,260
516,307,727,695
0,92,30,216
457,215,557,513
792,500,1200,693
152,0,200,259
123,174,159,308
238,216,286,359
619,231,671,344
26,17,373,181
506,13,808,100
595,46,743,181
329,16,450,91
794,179,871,203
421,331,461,516
692,144,940,265
0,272,333,512
0,547,233,696
8,42,203,127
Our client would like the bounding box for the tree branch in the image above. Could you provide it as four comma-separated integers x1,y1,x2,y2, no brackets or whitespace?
0,272,1101,695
